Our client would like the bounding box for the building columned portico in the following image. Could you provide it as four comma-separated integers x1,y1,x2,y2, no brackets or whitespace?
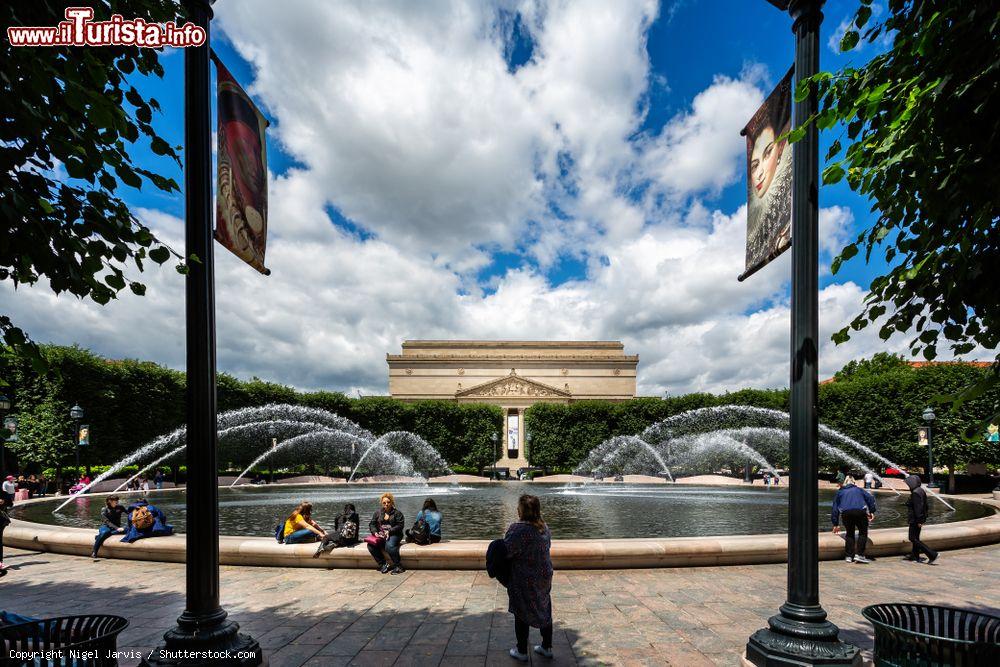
387,340,638,470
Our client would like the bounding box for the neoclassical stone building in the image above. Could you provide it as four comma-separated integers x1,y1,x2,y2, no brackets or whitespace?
387,340,638,470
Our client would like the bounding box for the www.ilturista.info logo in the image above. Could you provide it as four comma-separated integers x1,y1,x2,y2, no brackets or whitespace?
7,7,206,48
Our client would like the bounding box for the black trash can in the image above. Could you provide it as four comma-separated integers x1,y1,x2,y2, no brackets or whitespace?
0,614,129,666
862,603,1000,667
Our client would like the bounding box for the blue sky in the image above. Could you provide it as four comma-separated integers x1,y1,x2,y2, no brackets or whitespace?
7,0,911,395
126,0,885,291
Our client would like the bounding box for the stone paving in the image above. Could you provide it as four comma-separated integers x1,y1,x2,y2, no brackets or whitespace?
1,543,998,666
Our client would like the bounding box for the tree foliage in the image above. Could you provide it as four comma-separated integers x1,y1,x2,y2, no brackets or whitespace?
1,1,185,373
803,0,1000,422
833,351,908,381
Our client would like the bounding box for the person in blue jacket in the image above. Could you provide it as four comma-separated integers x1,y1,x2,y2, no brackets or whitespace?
831,476,877,563
405,498,443,544
120,498,174,543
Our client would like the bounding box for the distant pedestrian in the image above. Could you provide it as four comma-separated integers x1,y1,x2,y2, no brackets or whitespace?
366,493,405,574
504,494,554,662
405,498,443,545
154,469,164,490
314,503,360,557
836,469,846,488
140,476,150,494
863,471,874,489
0,495,10,575
1,475,14,506
903,474,938,564
831,476,877,563
91,495,127,558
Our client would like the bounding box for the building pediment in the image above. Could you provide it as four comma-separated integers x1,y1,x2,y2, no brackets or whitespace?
456,370,571,398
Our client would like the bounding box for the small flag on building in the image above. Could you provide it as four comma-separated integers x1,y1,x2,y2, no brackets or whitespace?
738,66,793,282
213,52,271,275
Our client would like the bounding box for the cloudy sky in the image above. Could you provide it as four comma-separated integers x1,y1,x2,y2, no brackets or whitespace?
4,0,918,396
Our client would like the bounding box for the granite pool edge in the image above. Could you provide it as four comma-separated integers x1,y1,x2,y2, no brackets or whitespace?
6,498,999,570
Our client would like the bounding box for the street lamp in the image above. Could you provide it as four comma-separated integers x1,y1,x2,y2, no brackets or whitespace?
70,403,84,480
491,432,499,480
0,393,10,474
922,407,938,489
746,1,861,665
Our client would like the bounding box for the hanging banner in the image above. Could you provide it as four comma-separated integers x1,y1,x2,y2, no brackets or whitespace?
78,424,90,447
3,416,17,442
213,52,271,275
738,66,793,282
507,413,519,455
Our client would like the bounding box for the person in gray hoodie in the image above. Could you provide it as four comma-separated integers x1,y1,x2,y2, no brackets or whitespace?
904,474,938,563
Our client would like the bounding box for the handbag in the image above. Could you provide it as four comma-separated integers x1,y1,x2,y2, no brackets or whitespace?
364,533,385,548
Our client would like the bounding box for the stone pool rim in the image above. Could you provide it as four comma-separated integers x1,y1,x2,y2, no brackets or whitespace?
6,486,999,570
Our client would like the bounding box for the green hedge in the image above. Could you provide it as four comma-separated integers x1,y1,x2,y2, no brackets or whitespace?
525,390,789,470
526,363,1000,480
1,345,501,474
3,346,997,485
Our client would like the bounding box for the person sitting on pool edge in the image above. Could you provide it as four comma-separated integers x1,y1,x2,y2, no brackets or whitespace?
283,501,326,544
120,497,173,543
367,492,405,574
405,498,443,545
313,503,360,557
91,495,127,558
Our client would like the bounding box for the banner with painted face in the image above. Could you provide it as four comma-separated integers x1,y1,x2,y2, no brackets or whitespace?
739,67,793,281
213,53,271,275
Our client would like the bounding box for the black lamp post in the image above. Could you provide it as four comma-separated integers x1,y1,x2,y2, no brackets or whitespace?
491,432,499,480
70,404,84,479
922,407,937,489
0,393,10,474
146,1,260,663
747,1,860,665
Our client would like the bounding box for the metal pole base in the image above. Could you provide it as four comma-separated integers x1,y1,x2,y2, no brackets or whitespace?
143,610,263,666
746,605,861,666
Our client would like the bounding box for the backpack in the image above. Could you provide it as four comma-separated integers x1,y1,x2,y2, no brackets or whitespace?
340,519,358,541
409,517,430,545
274,523,284,543
131,506,154,531
874,478,883,489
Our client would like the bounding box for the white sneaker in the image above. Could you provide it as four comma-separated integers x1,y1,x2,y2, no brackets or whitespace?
534,645,554,658
854,555,870,564
509,647,529,662
845,556,853,563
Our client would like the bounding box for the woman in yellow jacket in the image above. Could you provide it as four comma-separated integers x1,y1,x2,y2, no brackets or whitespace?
283,501,326,544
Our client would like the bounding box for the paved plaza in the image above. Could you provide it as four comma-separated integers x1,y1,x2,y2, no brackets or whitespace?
1,541,998,666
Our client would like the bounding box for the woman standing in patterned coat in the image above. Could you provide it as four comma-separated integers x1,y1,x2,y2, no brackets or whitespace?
503,494,554,661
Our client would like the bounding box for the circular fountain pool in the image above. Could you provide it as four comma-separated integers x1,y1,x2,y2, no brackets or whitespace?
15,482,990,540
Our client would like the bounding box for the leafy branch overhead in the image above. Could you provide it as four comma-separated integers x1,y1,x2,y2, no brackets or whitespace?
793,0,999,424
1,1,188,373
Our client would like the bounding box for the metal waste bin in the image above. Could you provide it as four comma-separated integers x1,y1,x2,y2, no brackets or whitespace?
1,614,129,666
862,603,1000,666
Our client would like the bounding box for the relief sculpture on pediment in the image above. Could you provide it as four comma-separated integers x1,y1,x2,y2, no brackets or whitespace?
476,379,557,397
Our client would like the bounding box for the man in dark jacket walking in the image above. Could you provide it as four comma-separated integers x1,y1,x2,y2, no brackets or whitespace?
904,474,938,563
831,476,877,563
